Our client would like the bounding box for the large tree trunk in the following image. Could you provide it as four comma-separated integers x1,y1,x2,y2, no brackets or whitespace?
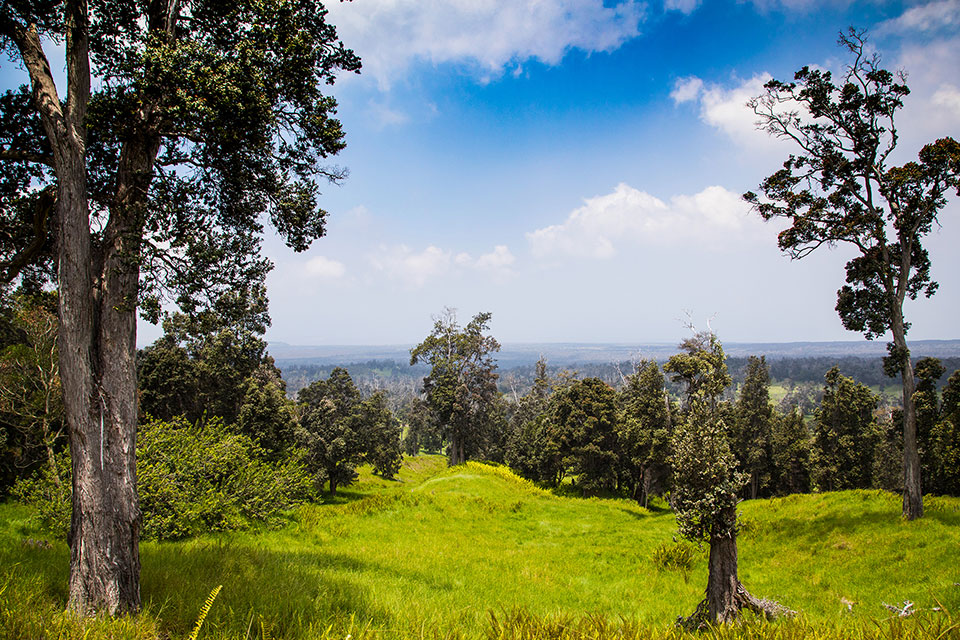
679,509,793,630
10,2,142,615
892,321,923,520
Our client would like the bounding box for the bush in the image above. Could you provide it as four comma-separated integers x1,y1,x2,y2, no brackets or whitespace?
13,416,314,540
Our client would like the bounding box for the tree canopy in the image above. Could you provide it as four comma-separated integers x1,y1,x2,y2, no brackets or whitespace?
744,29,960,520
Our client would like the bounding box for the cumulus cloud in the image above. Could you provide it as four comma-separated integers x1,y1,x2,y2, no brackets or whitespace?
371,243,516,286
370,245,452,287
527,183,763,260
304,256,347,280
324,0,645,87
876,0,960,34
670,76,703,104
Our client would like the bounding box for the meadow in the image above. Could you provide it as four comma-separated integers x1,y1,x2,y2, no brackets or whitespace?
1,455,959,640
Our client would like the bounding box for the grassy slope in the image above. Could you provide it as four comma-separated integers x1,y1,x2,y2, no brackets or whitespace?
1,456,959,639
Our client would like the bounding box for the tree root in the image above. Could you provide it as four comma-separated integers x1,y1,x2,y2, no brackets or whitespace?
677,583,795,631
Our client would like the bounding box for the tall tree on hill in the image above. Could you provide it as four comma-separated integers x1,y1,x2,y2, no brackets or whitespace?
732,356,773,499
745,29,960,519
545,377,619,496
769,408,811,495
811,366,879,491
0,0,359,613
668,332,792,628
617,360,673,506
410,309,501,466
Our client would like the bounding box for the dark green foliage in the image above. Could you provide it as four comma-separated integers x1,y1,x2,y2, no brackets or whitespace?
664,331,732,407
732,356,774,499
401,397,443,455
929,370,960,495
14,417,312,540
359,392,403,480
544,378,619,496
2,0,361,319
0,291,62,495
914,357,946,483
138,299,301,458
769,409,811,495
504,358,556,483
667,332,745,541
410,309,502,465
237,360,297,458
297,368,365,494
297,368,403,493
617,360,673,505
811,367,880,491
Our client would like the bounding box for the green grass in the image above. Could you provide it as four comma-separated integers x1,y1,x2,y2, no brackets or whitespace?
2,455,959,639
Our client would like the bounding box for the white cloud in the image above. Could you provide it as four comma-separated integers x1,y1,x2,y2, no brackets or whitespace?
370,244,452,288
370,243,517,286
892,38,960,151
876,0,960,34
932,84,960,116
304,256,347,280
664,0,701,14
527,183,763,260
367,101,410,128
474,245,516,271
324,0,645,88
670,76,703,104
698,74,776,147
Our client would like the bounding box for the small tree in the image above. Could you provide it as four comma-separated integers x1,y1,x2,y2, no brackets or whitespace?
410,309,501,465
297,368,364,495
617,360,673,506
545,377,619,496
811,366,880,491
668,332,792,628
929,370,960,495
731,356,774,499
745,29,960,519
769,408,811,495
0,292,63,494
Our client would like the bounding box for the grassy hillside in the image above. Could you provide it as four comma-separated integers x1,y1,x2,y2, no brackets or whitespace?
2,456,959,639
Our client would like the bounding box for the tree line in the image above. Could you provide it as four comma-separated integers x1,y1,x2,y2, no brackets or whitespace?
402,310,960,505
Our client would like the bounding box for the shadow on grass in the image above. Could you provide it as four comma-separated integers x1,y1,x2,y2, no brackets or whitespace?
138,537,464,637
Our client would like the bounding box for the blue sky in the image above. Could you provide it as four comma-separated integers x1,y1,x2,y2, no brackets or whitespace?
5,0,959,346
257,0,960,346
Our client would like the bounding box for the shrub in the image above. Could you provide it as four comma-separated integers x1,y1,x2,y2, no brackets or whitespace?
13,416,314,540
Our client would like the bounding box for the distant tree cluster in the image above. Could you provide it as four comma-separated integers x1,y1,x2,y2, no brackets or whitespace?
404,310,960,502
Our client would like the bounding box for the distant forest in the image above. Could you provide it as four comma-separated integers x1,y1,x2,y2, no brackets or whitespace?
277,355,960,414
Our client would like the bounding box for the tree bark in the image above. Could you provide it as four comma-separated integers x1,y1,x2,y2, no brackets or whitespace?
8,4,146,613
679,508,794,630
891,320,923,520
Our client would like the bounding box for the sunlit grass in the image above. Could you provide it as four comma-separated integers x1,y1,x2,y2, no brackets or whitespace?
2,455,959,639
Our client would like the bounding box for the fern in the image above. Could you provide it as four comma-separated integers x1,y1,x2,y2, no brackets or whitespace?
187,584,223,640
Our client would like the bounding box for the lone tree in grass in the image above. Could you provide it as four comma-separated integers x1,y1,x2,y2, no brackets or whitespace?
667,331,793,629
744,29,960,520
410,308,501,466
0,0,359,613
